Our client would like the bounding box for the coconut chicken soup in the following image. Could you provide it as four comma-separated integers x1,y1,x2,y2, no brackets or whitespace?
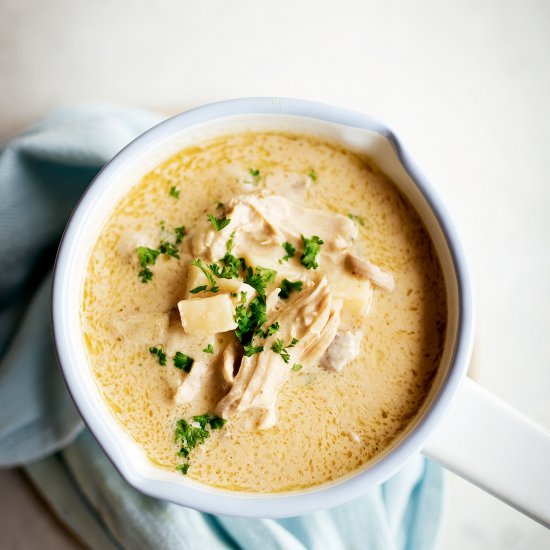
81,131,446,492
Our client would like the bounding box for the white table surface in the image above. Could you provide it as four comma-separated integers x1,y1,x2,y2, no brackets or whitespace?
1,0,549,548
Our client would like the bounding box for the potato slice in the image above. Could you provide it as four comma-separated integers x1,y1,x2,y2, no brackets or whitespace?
178,294,237,336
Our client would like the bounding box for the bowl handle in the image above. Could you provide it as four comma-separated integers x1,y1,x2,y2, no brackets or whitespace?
422,376,550,527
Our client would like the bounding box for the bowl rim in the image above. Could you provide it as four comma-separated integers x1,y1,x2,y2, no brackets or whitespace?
52,97,474,517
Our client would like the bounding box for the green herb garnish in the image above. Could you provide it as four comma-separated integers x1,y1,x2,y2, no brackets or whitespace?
308,170,318,181
243,344,264,357
226,231,236,253
175,419,209,454
149,346,167,366
159,240,180,259
271,337,299,364
189,285,208,294
247,168,261,185
176,463,190,475
292,363,303,372
138,267,153,283
279,279,304,299
300,235,324,269
244,266,277,295
174,226,187,244
192,414,227,430
258,322,280,338
169,186,180,199
280,241,296,263
174,352,194,373
208,214,231,231
215,201,224,209
137,246,160,268
191,258,219,293
203,344,214,354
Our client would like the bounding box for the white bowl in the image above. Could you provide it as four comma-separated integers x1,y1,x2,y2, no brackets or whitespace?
52,98,474,518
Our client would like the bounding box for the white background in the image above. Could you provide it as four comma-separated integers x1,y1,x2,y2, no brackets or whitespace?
1,0,549,548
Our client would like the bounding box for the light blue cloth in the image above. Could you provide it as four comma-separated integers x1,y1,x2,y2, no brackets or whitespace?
0,105,444,550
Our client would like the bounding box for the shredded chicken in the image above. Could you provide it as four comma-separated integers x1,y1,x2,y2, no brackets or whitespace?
174,361,207,404
216,278,339,429
319,330,363,372
345,253,394,291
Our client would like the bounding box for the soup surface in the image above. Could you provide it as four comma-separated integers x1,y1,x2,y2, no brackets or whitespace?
82,131,446,492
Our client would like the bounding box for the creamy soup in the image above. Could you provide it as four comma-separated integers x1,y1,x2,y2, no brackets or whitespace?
82,131,446,492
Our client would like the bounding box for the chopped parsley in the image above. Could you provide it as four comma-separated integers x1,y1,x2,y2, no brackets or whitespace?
226,231,236,253
174,226,187,244
149,346,167,366
271,337,299,364
280,241,296,263
138,267,153,283
279,278,304,299
159,240,180,259
175,419,209,456
203,344,214,354
243,344,264,356
169,186,180,198
191,258,219,293
347,213,365,226
234,293,267,345
208,214,231,231
173,352,194,373
210,255,240,279
137,246,160,268
300,235,324,269
192,414,227,430
258,322,280,338
308,169,318,181
189,284,208,294
292,363,303,372
244,266,277,295
175,415,227,474
176,463,190,475
246,168,261,185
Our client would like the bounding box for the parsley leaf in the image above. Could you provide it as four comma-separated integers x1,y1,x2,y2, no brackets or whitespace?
257,322,279,338
149,346,167,366
280,241,296,263
203,344,214,354
174,226,187,244
176,463,190,475
192,414,227,430
243,344,264,356
244,266,277,295
347,213,365,226
159,240,180,259
138,267,153,283
174,352,194,373
226,231,236,253
279,279,304,299
191,258,219,293
208,214,231,231
137,246,160,268
271,337,299,364
300,235,324,269
189,285,208,294
308,169,318,181
169,186,180,198
292,363,303,371
246,168,261,185
175,419,209,453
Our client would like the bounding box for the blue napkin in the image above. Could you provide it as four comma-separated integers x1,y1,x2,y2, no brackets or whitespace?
0,105,444,550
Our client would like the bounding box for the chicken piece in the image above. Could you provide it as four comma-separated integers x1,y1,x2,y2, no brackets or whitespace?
319,330,363,372
221,341,239,386
345,253,395,291
174,361,207,404
216,277,339,429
